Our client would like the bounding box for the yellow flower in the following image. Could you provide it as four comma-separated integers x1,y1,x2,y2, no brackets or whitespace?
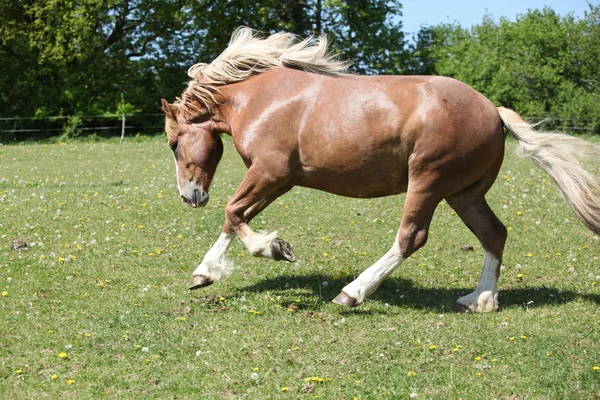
281,387,289,391
84,333,91,337
67,379,76,385
407,371,417,376
593,366,600,371
517,273,524,279
521,335,527,340
51,374,58,379
429,345,437,350
58,352,68,358
1,291,7,297
15,369,23,375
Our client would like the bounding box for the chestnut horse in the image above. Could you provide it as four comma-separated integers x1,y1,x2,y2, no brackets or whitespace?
161,27,600,312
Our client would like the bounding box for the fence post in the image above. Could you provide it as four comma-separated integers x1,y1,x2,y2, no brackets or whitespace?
120,113,125,143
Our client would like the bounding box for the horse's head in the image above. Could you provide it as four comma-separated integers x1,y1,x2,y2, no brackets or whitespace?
161,98,223,208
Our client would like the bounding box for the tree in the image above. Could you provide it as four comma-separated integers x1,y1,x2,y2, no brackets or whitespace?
425,6,600,133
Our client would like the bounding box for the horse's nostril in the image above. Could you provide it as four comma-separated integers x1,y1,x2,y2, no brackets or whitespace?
181,195,189,203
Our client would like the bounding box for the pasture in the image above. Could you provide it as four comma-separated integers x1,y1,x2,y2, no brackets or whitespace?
1,137,599,398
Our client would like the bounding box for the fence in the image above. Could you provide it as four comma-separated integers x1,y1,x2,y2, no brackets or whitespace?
0,113,598,142
0,113,165,142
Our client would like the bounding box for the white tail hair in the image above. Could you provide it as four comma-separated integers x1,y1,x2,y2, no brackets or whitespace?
498,107,600,234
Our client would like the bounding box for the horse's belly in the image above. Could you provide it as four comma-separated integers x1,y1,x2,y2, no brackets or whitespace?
296,165,408,198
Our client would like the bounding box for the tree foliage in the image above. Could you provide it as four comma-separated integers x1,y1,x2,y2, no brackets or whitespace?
0,0,406,122
419,6,600,132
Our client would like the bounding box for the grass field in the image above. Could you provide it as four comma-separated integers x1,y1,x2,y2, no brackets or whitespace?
1,137,599,399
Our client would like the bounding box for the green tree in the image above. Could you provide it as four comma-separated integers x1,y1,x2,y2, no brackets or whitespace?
426,6,600,133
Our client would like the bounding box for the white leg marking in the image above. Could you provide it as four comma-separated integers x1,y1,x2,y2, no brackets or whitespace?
239,230,279,259
456,251,500,312
341,240,405,305
193,232,236,281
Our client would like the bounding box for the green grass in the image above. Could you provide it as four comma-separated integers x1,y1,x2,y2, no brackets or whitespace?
1,137,599,399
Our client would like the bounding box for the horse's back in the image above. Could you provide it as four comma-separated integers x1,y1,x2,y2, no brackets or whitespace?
228,69,505,198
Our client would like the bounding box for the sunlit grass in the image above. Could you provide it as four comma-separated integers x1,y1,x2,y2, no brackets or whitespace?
0,138,598,398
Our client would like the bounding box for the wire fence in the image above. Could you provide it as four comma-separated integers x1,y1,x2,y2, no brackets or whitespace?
0,113,165,142
0,113,598,142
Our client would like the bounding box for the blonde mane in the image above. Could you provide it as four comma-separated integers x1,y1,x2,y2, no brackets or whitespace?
175,27,350,116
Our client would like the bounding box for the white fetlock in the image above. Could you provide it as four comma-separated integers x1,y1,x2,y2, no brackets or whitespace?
456,290,498,313
193,258,235,282
193,232,236,281
241,231,279,258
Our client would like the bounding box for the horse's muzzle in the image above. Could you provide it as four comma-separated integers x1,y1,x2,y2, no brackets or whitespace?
181,188,209,208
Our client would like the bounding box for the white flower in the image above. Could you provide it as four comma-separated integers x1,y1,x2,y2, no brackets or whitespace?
141,347,149,352
250,372,259,381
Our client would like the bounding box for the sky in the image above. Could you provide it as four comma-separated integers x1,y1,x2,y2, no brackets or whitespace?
401,0,595,36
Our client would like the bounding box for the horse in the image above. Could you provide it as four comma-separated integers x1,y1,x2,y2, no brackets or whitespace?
161,27,600,312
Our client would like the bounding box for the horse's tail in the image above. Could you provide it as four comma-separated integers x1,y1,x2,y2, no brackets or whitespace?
497,106,600,234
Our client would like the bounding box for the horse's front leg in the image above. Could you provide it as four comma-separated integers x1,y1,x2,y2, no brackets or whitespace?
225,171,295,262
189,230,236,290
188,173,294,290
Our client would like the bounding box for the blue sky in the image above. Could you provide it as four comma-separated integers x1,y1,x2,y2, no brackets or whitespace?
401,0,595,36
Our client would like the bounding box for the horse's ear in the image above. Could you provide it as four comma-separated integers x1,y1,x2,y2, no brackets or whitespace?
161,98,176,119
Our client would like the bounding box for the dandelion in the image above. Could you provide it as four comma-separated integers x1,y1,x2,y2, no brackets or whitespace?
179,317,186,322
67,379,76,385
16,369,23,375
253,368,259,371
429,345,437,350
281,387,289,391
593,366,600,371
1,291,7,297
407,371,417,376
517,273,524,279
58,352,68,358
521,335,527,340
84,333,91,337
250,372,259,381
51,374,58,379
141,347,149,352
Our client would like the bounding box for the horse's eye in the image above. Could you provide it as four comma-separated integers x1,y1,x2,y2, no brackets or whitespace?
170,141,178,152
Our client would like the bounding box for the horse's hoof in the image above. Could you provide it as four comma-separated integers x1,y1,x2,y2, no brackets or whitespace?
188,275,213,290
271,238,295,262
332,291,360,307
452,303,473,313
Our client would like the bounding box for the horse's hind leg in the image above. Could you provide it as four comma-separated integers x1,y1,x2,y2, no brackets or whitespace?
333,191,440,306
446,195,507,312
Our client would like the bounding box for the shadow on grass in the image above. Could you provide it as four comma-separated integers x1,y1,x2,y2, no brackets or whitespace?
237,273,600,313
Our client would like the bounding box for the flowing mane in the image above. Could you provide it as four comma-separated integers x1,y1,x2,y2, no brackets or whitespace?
175,27,350,116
